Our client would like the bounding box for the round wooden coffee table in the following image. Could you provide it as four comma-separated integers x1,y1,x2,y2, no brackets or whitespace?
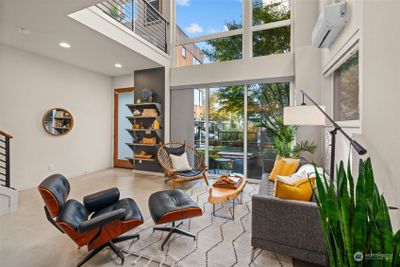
208,176,247,220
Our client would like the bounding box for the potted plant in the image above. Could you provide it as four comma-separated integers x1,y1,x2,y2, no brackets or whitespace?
272,122,317,158
314,158,400,266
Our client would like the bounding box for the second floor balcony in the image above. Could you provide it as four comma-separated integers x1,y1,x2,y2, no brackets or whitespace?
97,0,168,53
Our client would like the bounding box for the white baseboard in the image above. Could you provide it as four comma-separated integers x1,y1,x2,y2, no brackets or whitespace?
131,169,165,177
0,186,18,216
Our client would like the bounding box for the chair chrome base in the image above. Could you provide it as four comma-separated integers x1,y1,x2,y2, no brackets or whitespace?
153,221,196,251
77,234,139,267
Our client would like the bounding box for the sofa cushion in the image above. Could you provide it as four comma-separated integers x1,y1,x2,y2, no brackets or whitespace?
269,157,300,182
275,178,316,201
169,152,192,172
165,145,185,155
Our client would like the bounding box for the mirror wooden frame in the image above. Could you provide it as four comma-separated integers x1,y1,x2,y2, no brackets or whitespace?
42,108,74,136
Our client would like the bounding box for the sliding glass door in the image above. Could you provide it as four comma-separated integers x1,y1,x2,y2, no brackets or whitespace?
194,88,207,160
246,83,290,179
208,86,244,175
187,82,290,180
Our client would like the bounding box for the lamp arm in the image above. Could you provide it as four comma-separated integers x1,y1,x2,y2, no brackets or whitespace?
300,90,367,155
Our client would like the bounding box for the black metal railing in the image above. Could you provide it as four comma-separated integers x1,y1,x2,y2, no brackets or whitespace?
0,131,12,188
96,0,168,53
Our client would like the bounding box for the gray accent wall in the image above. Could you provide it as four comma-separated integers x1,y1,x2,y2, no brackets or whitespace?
170,89,194,146
134,67,165,106
134,67,165,172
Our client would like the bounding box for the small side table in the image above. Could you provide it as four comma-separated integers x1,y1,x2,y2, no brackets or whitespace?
214,158,233,174
208,177,247,220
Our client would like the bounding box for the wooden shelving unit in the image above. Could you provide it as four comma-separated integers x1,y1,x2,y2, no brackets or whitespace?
125,102,163,172
126,143,158,147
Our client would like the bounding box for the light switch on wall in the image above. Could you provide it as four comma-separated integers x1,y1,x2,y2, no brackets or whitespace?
48,164,55,171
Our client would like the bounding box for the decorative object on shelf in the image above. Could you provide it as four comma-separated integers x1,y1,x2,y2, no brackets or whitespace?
142,89,153,103
133,123,141,129
42,108,74,136
135,151,152,159
142,108,158,117
133,135,141,143
142,137,156,145
133,109,142,116
152,119,160,129
136,98,142,104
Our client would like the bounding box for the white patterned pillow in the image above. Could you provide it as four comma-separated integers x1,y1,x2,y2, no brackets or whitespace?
276,172,308,185
169,152,192,172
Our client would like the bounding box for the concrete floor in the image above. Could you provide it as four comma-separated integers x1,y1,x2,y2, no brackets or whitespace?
0,168,320,267
0,168,171,267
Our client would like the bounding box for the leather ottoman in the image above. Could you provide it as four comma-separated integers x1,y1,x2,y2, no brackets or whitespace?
148,189,202,250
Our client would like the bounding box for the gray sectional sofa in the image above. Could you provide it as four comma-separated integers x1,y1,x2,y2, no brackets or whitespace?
251,172,327,266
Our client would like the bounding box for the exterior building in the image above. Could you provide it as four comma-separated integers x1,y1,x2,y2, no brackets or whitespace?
176,26,204,67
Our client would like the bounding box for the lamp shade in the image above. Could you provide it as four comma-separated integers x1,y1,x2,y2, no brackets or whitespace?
284,105,326,126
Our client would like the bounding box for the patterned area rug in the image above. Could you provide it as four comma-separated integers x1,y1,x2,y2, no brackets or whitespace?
119,181,293,267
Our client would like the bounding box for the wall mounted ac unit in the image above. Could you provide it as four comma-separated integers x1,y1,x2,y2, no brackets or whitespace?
312,2,347,48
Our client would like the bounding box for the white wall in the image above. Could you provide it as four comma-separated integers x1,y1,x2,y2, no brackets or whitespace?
0,44,113,190
293,0,323,164
319,0,400,229
171,53,294,89
112,74,134,89
359,0,400,230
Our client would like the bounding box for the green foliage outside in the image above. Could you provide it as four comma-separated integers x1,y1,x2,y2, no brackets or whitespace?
314,159,400,266
110,5,125,21
201,1,316,158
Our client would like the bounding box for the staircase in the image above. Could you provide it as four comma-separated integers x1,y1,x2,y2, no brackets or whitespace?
0,131,17,216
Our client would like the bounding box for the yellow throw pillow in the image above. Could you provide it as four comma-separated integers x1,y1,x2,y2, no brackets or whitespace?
269,157,300,182
275,177,316,201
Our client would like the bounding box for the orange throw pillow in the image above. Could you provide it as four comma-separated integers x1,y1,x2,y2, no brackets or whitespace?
269,156,300,182
275,177,316,201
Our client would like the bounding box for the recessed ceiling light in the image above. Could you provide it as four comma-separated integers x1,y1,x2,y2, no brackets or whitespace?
18,27,30,35
59,42,71,48
114,63,122,68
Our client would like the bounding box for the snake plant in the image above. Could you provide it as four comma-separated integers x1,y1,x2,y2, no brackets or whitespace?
314,158,400,266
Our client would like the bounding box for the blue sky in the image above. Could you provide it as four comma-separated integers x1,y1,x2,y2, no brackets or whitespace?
176,0,243,38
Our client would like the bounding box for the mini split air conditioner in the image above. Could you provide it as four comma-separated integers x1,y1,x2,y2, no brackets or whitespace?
312,2,347,48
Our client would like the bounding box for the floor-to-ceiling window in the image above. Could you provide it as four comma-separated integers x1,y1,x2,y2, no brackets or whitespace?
186,82,290,180
174,0,291,67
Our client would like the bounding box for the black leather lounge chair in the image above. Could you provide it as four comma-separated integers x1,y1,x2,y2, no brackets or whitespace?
38,174,144,266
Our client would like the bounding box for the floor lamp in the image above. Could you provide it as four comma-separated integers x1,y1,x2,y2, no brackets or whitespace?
283,89,367,180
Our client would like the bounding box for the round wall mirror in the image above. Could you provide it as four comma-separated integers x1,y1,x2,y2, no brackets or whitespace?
42,108,74,136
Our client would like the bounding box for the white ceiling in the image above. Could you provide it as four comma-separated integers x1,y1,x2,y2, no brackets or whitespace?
0,0,161,76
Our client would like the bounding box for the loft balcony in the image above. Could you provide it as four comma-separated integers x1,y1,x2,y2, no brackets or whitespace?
96,0,168,53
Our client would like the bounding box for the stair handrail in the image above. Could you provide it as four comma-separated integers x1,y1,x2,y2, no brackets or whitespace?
0,130,12,188
0,130,13,139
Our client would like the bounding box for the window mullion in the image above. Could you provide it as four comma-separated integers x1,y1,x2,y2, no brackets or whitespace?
243,84,248,178
242,0,252,59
